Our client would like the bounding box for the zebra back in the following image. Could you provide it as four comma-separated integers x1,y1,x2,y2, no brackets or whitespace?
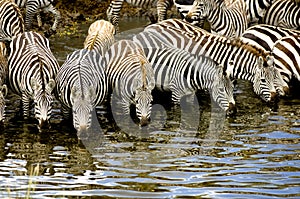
104,39,155,126
84,20,115,56
0,0,24,41
263,0,300,30
55,49,107,131
185,0,248,37
272,35,300,84
144,19,283,102
133,31,235,112
8,31,59,127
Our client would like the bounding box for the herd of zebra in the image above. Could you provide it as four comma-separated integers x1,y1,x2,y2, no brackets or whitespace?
0,0,299,132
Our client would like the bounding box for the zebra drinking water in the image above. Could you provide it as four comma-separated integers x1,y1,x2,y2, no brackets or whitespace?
13,0,61,37
0,0,24,41
83,19,115,56
132,31,236,114
8,31,59,128
241,24,300,88
55,49,108,132
104,39,155,126
144,19,286,103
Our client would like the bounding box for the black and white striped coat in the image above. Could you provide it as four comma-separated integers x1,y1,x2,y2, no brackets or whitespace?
104,39,155,126
185,0,248,37
133,31,236,113
263,0,300,30
0,0,24,41
272,36,300,86
55,49,108,132
241,24,300,86
144,19,285,102
13,0,60,36
8,31,59,128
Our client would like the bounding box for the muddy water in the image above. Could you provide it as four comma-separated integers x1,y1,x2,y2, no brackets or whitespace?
0,19,299,198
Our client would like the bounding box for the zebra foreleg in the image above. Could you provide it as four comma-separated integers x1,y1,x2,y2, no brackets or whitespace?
21,93,31,120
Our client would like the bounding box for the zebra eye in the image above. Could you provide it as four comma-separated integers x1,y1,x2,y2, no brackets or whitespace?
261,78,266,83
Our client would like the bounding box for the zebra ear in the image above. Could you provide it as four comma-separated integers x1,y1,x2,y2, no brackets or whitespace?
70,86,78,104
266,55,274,66
46,79,56,92
257,56,263,69
30,78,40,91
87,86,96,100
0,84,7,97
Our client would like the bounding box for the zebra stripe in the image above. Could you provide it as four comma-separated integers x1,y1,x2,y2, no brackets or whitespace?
13,0,61,35
133,31,236,113
241,24,300,86
0,0,24,41
272,36,300,85
8,31,59,128
0,42,8,121
106,0,173,32
104,39,155,126
185,0,248,37
244,0,272,25
263,0,300,30
55,49,107,132
83,20,115,56
144,19,284,102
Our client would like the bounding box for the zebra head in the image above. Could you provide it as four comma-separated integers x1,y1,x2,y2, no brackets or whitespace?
211,64,236,115
133,60,155,126
31,78,56,128
0,84,7,122
70,85,95,132
185,0,209,24
252,56,277,102
267,56,289,96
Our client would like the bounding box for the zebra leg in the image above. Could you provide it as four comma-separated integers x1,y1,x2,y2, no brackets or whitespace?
157,0,173,22
36,12,43,30
21,93,31,119
43,5,61,37
24,2,38,31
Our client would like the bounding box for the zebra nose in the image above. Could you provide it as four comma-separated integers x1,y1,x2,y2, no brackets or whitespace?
140,116,150,127
185,14,193,23
270,91,277,102
78,125,88,132
282,86,289,96
39,119,49,129
226,103,237,116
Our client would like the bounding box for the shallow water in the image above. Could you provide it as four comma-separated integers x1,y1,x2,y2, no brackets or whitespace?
0,18,299,198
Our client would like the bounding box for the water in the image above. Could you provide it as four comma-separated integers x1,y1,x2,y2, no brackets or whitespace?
0,18,299,198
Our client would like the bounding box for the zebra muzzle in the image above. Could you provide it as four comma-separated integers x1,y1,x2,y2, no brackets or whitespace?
140,116,150,127
227,102,237,116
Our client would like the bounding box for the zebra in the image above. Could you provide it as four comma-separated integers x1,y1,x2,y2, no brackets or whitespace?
106,0,173,32
104,39,155,126
0,42,8,122
83,19,115,56
185,0,248,37
143,19,286,102
55,49,108,132
263,0,300,30
13,0,61,36
241,24,300,87
8,31,59,128
271,36,300,87
132,31,236,114
0,0,25,41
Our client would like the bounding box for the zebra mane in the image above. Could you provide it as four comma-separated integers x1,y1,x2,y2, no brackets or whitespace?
139,54,147,90
229,38,271,64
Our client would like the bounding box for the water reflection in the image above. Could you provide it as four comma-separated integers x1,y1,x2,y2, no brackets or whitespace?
0,18,299,198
